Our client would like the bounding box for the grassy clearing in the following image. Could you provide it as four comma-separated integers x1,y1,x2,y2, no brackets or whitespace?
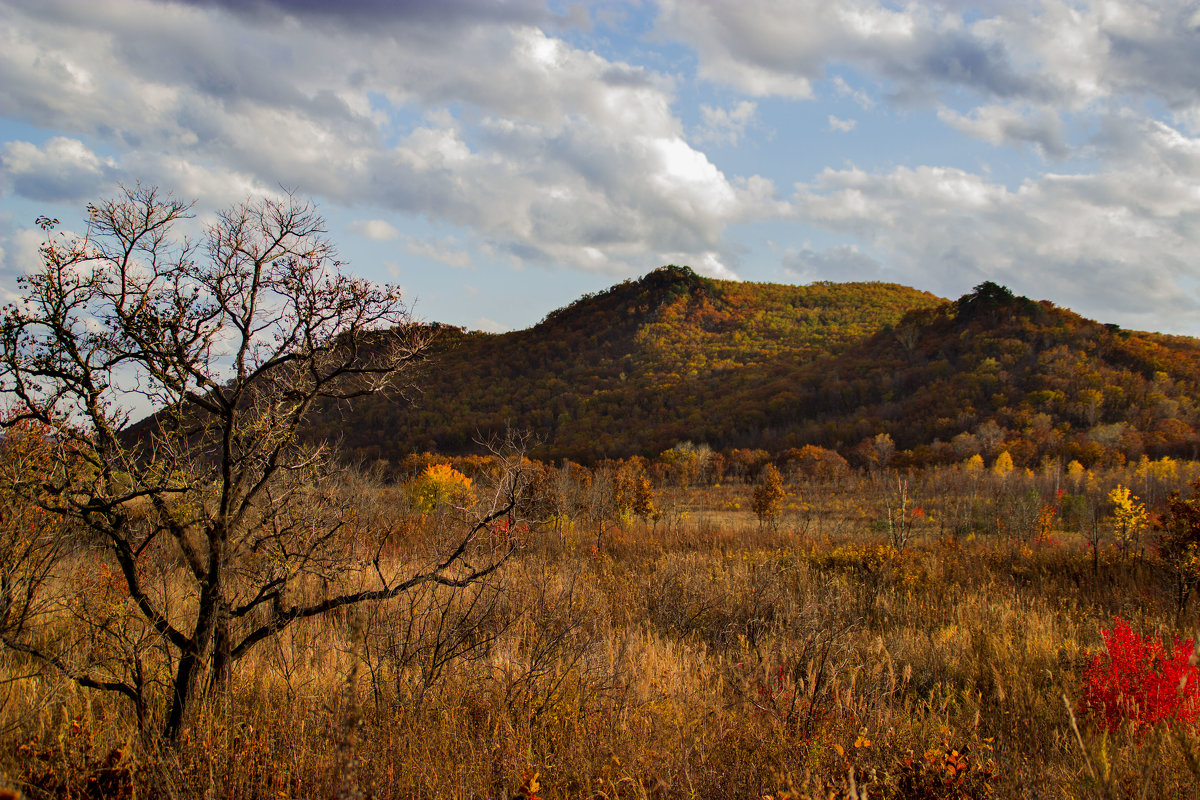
3,474,1199,799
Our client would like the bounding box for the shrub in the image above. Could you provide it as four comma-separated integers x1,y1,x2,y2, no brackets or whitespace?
1079,617,1200,732
407,463,474,514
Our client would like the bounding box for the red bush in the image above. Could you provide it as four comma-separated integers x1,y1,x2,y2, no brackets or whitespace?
1080,617,1200,731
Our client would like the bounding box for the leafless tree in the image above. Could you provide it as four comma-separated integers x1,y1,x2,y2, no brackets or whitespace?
0,185,526,740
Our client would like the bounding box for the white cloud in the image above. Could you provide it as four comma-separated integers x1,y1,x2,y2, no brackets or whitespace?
937,104,1068,159
695,100,757,145
832,76,875,109
0,0,781,279
781,244,879,282
471,316,509,333
827,115,856,132
793,115,1200,329
658,250,738,280
657,0,1200,160
348,219,400,241
655,0,1040,102
0,137,118,202
0,227,50,291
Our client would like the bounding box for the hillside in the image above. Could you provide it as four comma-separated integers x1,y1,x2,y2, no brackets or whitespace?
308,269,1200,468
738,281,1200,466
308,266,942,461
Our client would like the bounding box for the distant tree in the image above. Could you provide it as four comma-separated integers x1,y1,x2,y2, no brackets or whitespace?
407,464,474,515
956,281,1035,322
1108,485,1148,560
992,451,1015,478
782,444,849,483
752,464,786,530
873,433,896,469
614,457,656,526
659,441,712,486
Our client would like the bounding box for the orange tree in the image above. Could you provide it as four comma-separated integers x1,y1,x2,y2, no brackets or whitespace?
752,463,786,530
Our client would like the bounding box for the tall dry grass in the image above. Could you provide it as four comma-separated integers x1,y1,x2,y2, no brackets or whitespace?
3,472,1199,799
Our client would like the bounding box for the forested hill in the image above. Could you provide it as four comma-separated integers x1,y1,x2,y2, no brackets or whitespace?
308,267,1200,468
741,281,1200,466
309,265,941,461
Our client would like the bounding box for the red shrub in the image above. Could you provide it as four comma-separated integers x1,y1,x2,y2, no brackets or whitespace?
1080,617,1200,732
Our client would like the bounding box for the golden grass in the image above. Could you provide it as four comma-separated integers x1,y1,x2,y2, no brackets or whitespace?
3,479,1199,799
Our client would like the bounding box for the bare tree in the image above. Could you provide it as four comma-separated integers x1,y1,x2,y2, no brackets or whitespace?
0,186,524,740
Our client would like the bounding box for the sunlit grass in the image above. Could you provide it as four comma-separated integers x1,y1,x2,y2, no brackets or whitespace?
4,476,1200,798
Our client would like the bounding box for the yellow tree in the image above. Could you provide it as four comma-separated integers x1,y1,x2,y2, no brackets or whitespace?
1108,484,1148,560
407,464,474,515
992,451,1014,478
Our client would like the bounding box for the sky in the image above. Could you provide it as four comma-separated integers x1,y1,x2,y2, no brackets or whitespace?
3,0,1200,336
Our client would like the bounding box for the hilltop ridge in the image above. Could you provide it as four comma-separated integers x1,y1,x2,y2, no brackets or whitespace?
304,268,1200,468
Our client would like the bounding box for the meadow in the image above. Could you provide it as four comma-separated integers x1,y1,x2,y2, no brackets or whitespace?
3,458,1200,800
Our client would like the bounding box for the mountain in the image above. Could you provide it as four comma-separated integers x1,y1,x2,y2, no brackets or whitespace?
308,268,1200,468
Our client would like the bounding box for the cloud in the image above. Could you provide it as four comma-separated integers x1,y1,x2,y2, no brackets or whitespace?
0,137,119,202
348,219,400,241
656,0,1200,155
471,316,509,333
695,101,757,145
827,115,856,133
938,104,1068,159
171,0,553,27
781,244,880,282
0,0,779,278
401,234,472,269
987,0,1200,113
0,227,48,293
832,76,874,109
792,115,1200,330
654,0,1040,102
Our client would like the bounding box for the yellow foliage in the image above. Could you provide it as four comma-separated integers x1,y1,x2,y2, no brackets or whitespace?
407,464,473,514
992,451,1014,478
1108,484,1147,555
1134,455,1179,484
752,464,786,527
964,454,984,474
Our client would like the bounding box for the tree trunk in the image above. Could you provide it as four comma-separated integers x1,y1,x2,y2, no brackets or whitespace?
164,647,203,741
165,550,223,741
210,601,232,693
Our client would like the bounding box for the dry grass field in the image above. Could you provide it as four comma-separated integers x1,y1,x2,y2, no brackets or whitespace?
3,465,1200,799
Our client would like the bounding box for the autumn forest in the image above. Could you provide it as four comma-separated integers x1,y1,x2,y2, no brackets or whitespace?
317,265,1200,472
